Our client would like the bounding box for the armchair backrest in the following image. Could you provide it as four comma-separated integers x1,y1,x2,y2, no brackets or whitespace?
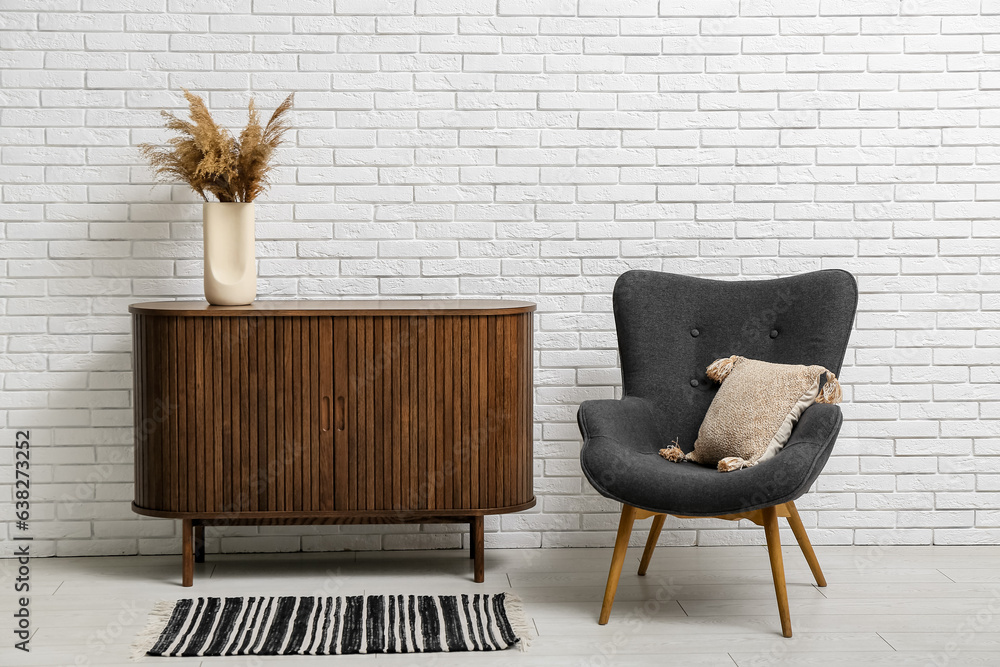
613,269,858,447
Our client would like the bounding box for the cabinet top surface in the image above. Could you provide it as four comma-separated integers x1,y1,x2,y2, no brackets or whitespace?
129,299,536,317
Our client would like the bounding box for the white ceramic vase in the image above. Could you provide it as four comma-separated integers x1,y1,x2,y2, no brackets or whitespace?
202,202,256,306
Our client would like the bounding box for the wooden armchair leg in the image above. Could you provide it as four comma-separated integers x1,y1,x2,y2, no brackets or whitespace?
785,501,827,587
638,514,665,576
762,506,792,638
599,504,637,625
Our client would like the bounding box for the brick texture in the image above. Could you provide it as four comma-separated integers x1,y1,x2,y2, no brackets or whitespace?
1,0,997,556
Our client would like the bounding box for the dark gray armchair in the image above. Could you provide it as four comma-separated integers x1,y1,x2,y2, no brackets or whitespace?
577,269,858,637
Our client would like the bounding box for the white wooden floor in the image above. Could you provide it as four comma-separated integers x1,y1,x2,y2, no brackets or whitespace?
2,545,1000,666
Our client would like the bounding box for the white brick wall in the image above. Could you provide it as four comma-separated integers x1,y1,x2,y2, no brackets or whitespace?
1,0,998,557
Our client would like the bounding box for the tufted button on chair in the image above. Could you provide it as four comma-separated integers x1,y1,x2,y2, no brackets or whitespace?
577,269,858,637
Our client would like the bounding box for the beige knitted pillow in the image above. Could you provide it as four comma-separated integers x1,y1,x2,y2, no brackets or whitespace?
659,356,842,473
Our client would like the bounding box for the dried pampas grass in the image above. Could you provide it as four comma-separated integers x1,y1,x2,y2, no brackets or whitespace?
139,89,293,203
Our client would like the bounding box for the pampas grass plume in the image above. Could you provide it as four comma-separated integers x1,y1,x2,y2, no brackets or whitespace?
139,90,294,203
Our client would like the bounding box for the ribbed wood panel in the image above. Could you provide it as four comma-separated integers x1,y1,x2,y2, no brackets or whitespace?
132,304,534,519
134,314,333,514
339,314,533,512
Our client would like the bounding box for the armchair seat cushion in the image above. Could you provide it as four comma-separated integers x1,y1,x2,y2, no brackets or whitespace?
579,400,844,517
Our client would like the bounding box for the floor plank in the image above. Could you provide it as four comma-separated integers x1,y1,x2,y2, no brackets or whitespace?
4,546,1000,665
730,651,1000,666
678,597,1000,617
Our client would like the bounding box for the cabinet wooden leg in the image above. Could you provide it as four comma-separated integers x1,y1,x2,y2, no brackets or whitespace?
763,506,792,638
182,519,194,587
472,515,485,583
599,504,637,625
194,523,205,564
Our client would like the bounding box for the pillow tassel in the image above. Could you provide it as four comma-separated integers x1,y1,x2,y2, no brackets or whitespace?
717,456,753,472
706,355,739,383
659,446,685,462
659,437,686,463
816,371,842,404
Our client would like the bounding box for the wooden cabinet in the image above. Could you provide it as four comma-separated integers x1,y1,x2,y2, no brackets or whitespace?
130,300,535,585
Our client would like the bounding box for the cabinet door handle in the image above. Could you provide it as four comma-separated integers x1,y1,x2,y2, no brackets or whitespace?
321,396,331,433
335,396,345,432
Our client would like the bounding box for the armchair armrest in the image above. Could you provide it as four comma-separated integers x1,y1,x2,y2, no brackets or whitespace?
577,396,667,454
577,397,669,495
769,402,844,501
785,402,843,452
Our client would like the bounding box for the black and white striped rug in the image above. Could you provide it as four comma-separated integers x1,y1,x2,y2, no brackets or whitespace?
133,593,528,657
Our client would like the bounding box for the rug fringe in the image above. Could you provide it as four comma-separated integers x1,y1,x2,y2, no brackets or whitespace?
130,600,176,661
503,591,532,652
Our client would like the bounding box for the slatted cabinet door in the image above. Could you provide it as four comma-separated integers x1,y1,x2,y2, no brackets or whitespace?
246,315,335,514
334,313,533,513
133,314,335,514
338,314,430,512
